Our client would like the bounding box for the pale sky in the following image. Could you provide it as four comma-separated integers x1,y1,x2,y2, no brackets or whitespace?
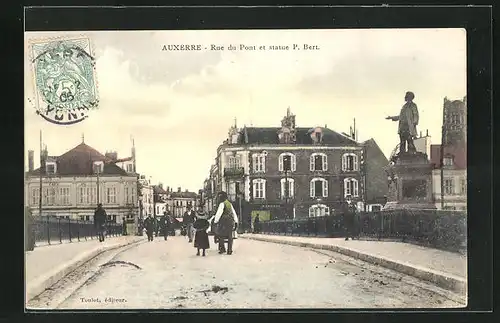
24,29,466,192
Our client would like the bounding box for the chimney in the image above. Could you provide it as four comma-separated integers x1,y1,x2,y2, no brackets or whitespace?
28,150,34,172
325,124,327,128
41,146,48,170
426,129,429,137
419,131,422,138
185,189,188,193
105,151,118,160
177,187,181,193
159,183,163,189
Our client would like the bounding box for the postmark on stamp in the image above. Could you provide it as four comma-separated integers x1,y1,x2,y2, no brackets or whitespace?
28,36,99,125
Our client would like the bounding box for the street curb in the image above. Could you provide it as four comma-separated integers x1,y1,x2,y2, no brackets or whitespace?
26,237,146,302
241,235,467,295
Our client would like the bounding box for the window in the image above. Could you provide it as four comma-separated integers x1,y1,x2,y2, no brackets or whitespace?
450,113,460,125
43,187,56,205
93,161,103,174
344,178,359,197
310,153,327,171
59,187,70,205
460,179,467,195
126,164,134,172
443,157,454,166
444,179,454,195
279,153,296,172
79,186,96,204
106,187,117,204
252,153,266,173
252,179,266,199
342,153,358,172
31,188,40,205
309,204,330,217
131,187,136,204
280,178,295,199
228,155,241,169
46,162,56,175
310,178,328,198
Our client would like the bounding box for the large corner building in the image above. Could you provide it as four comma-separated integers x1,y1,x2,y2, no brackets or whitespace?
25,140,139,224
203,108,388,227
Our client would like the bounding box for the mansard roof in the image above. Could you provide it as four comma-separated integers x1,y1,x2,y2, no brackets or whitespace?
26,143,129,177
237,127,359,146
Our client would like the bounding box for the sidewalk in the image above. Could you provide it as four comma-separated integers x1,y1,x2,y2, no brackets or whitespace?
26,235,146,302
241,234,467,294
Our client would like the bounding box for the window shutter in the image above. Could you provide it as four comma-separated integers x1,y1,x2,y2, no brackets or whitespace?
262,180,266,199
353,154,359,171
262,156,266,173
344,179,349,197
342,154,346,171
290,179,294,197
322,154,328,171
323,179,328,197
309,207,314,217
354,179,359,197
325,207,330,216
252,180,256,198
310,155,315,171
279,155,283,172
280,179,285,198
310,180,315,197
292,155,296,171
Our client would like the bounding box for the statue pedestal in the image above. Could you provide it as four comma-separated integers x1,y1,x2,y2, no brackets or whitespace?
383,152,436,210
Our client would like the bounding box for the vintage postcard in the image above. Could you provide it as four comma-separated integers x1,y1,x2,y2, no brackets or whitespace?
24,28,467,310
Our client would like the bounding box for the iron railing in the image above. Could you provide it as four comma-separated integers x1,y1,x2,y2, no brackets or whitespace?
258,209,467,253
26,215,123,249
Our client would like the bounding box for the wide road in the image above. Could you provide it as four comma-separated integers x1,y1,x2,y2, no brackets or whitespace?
57,235,462,309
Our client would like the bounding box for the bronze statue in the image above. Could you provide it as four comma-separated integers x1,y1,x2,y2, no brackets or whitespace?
386,91,419,155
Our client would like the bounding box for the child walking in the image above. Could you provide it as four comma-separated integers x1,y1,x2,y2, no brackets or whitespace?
193,206,210,256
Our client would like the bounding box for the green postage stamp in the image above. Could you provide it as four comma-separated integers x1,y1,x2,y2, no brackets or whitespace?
29,36,99,125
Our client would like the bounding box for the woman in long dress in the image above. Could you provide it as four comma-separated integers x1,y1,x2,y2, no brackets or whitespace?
193,206,210,256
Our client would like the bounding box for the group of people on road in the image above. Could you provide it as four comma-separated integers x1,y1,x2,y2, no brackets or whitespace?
182,191,239,256
134,191,239,256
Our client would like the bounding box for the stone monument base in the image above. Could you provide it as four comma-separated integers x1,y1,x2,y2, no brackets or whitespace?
383,151,437,211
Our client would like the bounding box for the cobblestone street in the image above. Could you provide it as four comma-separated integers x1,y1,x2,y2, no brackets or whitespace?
55,235,463,309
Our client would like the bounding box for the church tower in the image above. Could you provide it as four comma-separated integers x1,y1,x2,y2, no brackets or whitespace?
442,96,467,147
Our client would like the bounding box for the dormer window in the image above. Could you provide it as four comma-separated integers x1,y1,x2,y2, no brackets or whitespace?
310,127,323,144
126,163,134,173
93,161,104,174
443,156,454,166
45,162,56,175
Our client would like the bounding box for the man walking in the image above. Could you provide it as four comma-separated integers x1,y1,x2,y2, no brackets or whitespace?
342,195,359,241
213,191,239,255
160,213,171,241
183,205,196,243
253,214,261,234
144,215,155,242
94,203,107,242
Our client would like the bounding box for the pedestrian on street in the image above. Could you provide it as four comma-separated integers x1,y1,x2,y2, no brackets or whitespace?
160,213,172,241
183,205,196,243
122,216,128,236
193,205,210,256
144,215,155,241
342,195,359,241
94,203,107,242
253,214,261,234
213,191,239,255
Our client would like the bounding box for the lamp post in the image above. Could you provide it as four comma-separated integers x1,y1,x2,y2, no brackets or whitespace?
283,155,291,219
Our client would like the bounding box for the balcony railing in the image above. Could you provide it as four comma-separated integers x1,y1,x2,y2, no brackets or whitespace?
224,167,245,178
